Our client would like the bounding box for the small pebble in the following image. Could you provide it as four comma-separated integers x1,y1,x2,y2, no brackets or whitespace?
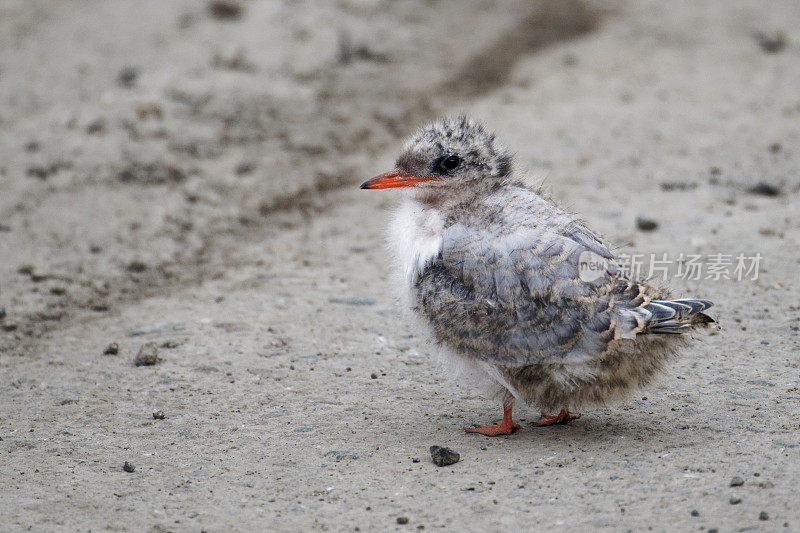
208,0,243,19
27,166,48,180
730,496,742,505
430,445,460,467
123,461,135,473
118,66,138,87
235,161,255,175
152,410,165,420
755,31,786,53
85,118,105,134
370,373,378,379
396,517,409,525
103,342,119,355
759,511,769,521
134,342,159,366
730,476,745,487
0,306,6,320
635,216,658,231
747,182,781,197
126,261,148,273
690,510,699,517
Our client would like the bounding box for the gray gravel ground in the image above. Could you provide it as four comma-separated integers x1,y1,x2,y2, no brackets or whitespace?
1,0,799,531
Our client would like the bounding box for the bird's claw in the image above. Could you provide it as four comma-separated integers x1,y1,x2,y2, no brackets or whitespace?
465,421,521,436
532,408,581,427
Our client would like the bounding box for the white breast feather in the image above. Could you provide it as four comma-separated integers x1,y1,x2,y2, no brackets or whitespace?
387,199,443,299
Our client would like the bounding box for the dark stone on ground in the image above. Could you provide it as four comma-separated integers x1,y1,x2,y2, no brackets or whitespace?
85,118,105,134
208,0,243,20
27,166,49,180
134,342,160,366
103,342,119,355
636,216,659,231
118,66,138,87
748,182,781,197
126,261,148,273
430,446,460,467
755,31,786,53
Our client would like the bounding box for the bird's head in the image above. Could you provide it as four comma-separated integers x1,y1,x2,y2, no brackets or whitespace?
361,116,513,198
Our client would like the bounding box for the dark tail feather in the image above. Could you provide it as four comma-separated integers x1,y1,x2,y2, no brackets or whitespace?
645,298,715,334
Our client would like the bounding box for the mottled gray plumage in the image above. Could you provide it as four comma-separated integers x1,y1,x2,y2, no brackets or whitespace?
363,116,714,431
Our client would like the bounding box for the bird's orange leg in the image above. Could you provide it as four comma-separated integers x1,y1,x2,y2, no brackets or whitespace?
466,396,521,436
532,407,581,427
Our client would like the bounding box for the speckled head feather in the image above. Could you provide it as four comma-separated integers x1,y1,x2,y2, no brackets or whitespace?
396,116,513,195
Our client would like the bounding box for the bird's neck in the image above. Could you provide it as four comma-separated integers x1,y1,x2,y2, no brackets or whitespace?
409,180,494,214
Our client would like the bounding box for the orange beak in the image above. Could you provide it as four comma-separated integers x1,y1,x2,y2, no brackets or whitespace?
360,169,437,189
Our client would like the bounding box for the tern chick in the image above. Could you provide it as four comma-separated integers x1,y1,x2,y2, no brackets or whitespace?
361,116,714,436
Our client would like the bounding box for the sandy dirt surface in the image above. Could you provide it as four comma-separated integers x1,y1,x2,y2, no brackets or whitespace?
1,0,799,531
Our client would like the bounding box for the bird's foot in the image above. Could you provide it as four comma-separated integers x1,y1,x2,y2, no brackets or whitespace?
466,395,521,436
465,420,521,437
532,408,581,427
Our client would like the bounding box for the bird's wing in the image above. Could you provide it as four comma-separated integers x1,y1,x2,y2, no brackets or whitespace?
414,218,626,366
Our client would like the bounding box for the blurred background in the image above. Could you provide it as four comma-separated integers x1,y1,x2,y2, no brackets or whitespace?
1,1,799,531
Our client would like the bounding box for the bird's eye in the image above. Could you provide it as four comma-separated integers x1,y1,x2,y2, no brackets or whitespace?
437,154,461,173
